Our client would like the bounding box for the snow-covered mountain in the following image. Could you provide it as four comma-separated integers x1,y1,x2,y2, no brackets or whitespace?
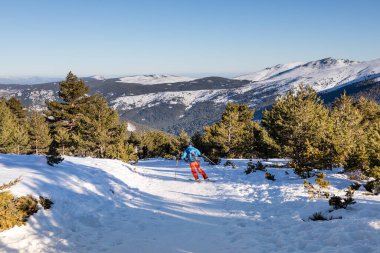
117,74,195,85
0,57,379,134
236,62,305,82
235,58,380,92
89,75,106,81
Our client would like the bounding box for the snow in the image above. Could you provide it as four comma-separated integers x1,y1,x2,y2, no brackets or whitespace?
89,75,106,81
111,89,228,110
127,122,136,132
236,62,305,82
0,154,379,253
117,75,195,85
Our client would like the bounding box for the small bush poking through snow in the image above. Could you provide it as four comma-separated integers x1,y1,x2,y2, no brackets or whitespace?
350,182,361,191
265,172,275,181
308,212,341,221
0,192,38,232
304,180,316,199
245,161,256,175
304,175,331,199
328,187,356,210
315,173,331,198
256,161,266,171
309,212,329,221
245,161,267,175
39,196,54,210
224,160,238,169
364,180,380,195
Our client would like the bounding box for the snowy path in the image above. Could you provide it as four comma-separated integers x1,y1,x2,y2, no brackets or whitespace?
0,155,379,253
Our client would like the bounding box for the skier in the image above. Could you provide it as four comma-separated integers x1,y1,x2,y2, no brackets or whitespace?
181,143,208,181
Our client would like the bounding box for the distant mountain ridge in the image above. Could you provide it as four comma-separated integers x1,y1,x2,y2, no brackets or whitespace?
0,76,62,85
0,57,379,134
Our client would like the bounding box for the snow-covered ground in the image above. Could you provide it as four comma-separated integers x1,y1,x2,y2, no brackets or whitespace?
0,155,379,253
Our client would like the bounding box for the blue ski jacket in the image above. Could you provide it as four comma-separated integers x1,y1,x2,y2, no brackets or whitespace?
181,146,201,162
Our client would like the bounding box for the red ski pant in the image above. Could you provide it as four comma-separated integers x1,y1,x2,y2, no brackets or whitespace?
190,161,208,180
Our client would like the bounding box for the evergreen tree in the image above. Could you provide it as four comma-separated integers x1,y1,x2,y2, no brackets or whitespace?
365,120,380,179
47,71,90,154
355,97,380,126
251,123,280,159
330,93,363,167
349,97,380,178
177,129,190,156
58,71,89,104
77,95,120,157
11,122,29,155
28,111,52,155
55,127,70,155
262,85,332,178
106,123,138,162
128,131,141,147
4,97,29,154
46,139,64,166
202,103,255,159
139,131,179,158
0,100,17,152
6,97,27,121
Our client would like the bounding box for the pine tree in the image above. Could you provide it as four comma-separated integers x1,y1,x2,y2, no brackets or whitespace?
47,71,90,154
202,103,255,159
58,71,89,104
365,120,380,179
4,97,29,154
177,129,190,156
0,100,17,152
28,111,51,155
139,131,179,158
128,132,141,147
355,96,380,126
262,85,332,178
77,95,120,157
6,97,27,122
12,122,29,155
330,93,363,167
46,139,63,166
251,123,280,159
105,123,138,162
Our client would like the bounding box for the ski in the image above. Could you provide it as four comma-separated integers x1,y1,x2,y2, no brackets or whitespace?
187,178,215,182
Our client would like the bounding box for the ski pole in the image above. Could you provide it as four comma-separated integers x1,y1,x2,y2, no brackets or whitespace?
201,154,217,165
175,158,179,180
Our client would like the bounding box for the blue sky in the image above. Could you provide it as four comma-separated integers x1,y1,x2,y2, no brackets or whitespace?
1,0,380,77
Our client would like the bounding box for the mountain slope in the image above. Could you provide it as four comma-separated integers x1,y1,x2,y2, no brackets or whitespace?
1,57,379,134
1,155,379,253
117,74,195,85
236,58,380,92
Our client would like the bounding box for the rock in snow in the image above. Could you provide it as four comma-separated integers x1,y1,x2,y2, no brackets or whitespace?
0,154,379,252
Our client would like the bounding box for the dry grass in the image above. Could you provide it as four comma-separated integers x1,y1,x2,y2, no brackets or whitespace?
0,177,22,191
0,177,39,232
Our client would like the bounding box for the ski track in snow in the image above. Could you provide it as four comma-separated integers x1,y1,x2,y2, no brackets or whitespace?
0,155,379,253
